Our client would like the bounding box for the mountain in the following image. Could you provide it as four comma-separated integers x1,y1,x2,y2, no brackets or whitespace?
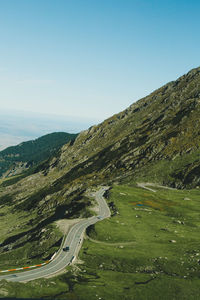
0,67,200,289
39,66,200,189
0,132,78,178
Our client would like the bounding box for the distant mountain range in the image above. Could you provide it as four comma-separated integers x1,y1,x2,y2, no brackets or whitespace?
0,132,78,178
0,110,98,150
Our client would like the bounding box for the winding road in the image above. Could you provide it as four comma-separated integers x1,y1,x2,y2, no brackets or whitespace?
0,186,110,282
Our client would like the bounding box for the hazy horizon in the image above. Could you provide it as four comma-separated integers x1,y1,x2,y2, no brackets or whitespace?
0,109,100,150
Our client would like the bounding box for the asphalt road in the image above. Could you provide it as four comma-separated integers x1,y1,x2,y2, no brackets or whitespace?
0,186,110,282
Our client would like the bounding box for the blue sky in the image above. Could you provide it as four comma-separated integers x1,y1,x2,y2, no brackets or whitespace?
0,0,199,122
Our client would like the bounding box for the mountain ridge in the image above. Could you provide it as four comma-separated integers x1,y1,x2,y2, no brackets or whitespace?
0,131,78,178
40,66,200,188
0,66,200,271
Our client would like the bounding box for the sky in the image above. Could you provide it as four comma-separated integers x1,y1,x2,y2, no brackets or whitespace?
0,0,200,122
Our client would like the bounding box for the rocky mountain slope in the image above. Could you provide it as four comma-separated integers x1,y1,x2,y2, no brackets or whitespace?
42,66,200,189
0,66,200,267
0,132,78,178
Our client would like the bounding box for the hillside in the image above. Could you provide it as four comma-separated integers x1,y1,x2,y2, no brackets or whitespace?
0,67,200,298
39,66,200,189
0,132,78,177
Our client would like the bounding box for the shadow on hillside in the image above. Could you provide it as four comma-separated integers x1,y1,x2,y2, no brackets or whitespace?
0,298,57,300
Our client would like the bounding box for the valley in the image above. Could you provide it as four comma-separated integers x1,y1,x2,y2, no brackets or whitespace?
0,67,200,298
1,0,199,298
1,184,200,299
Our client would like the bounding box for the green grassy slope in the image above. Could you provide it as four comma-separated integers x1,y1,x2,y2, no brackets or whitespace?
75,185,200,299
0,183,92,270
1,184,200,299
